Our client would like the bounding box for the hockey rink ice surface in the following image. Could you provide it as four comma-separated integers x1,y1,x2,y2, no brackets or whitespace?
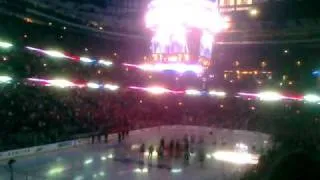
0,126,269,180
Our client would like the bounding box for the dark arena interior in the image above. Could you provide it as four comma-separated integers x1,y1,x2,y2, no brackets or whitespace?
1,0,320,179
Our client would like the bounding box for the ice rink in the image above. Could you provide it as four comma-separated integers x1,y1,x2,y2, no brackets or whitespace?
0,126,269,180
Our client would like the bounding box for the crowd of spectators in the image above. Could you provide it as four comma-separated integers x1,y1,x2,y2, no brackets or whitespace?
2,74,320,151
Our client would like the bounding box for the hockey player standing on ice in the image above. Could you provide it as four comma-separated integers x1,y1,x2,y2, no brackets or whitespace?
139,143,146,165
175,139,181,158
183,135,190,165
184,135,190,163
148,145,154,159
169,139,175,157
159,137,165,158
198,136,205,168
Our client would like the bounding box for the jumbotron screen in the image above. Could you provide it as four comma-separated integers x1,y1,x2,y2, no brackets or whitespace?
145,0,228,66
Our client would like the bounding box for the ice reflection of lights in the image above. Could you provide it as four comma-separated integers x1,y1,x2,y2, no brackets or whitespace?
134,167,148,173
186,89,201,96
235,143,249,152
142,168,148,173
107,154,114,159
171,168,182,173
101,156,106,161
213,151,259,165
74,176,84,180
144,150,158,158
131,144,140,150
249,8,259,17
206,154,212,159
99,171,105,176
134,168,142,173
48,166,64,175
84,158,93,165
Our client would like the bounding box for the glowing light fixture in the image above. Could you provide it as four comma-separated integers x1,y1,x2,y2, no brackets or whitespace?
80,57,94,63
104,84,119,91
186,89,201,96
249,8,259,17
99,60,113,66
27,78,48,83
304,94,320,103
209,90,226,97
28,78,83,88
49,79,75,88
87,82,100,89
45,50,66,58
0,76,12,83
0,41,13,49
123,63,203,74
258,91,283,101
238,92,258,97
129,86,183,94
148,87,169,94
26,46,41,51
